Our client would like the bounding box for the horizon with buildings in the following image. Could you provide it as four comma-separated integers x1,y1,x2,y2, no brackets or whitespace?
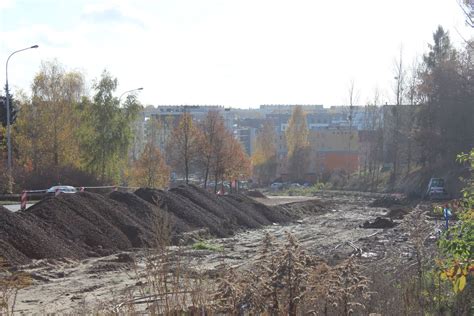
132,103,394,183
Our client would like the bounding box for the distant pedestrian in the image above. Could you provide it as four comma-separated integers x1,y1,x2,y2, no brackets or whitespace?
443,204,452,230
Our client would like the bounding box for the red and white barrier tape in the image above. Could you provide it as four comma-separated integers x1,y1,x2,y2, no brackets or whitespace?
20,191,27,211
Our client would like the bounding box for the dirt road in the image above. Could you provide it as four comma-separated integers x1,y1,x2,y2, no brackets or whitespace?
3,204,34,212
11,191,432,314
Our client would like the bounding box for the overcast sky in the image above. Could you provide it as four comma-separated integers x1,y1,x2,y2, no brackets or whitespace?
0,0,471,108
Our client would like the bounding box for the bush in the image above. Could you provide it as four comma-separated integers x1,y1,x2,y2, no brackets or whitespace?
192,241,223,252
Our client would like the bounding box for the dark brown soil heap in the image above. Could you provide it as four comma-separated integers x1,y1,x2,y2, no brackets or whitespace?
385,208,409,219
276,199,329,217
135,185,294,237
135,187,234,237
30,192,147,250
0,206,83,264
222,194,292,224
361,217,397,229
1,185,294,265
108,191,192,235
369,196,406,208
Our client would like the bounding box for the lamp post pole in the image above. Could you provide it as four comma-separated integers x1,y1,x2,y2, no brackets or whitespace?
5,45,39,193
118,87,143,105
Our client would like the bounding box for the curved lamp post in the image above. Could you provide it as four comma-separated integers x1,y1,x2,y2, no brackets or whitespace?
5,45,39,193
118,87,143,105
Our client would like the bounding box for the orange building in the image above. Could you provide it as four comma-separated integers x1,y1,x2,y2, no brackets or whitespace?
319,152,359,173
309,128,360,174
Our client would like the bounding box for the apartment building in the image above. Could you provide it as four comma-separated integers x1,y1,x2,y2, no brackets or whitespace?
132,104,384,181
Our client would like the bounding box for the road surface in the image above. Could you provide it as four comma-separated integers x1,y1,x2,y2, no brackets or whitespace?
3,203,34,212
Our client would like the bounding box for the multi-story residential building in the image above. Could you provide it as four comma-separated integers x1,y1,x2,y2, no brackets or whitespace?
234,127,257,156
131,104,387,182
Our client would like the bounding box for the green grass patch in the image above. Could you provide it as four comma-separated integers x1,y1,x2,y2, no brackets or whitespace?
192,241,223,252
0,201,19,205
267,183,327,196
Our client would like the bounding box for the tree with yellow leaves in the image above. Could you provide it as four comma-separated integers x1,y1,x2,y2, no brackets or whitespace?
252,120,277,185
285,105,310,181
129,141,170,188
225,135,251,182
13,60,85,178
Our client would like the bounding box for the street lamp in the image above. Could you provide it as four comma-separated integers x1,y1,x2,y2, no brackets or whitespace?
118,87,143,104
4,45,39,193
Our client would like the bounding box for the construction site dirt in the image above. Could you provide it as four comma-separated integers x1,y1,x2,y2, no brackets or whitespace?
1,188,438,314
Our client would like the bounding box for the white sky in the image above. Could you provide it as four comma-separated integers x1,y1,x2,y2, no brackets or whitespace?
0,0,471,108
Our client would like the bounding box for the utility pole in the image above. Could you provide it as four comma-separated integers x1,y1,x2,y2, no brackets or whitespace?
4,45,39,193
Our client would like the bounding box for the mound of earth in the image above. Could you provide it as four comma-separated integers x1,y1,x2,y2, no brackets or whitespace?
276,199,329,217
1,185,295,265
0,205,83,265
108,191,192,236
30,192,154,251
385,208,409,219
135,185,294,238
361,217,397,229
246,190,267,198
369,196,406,208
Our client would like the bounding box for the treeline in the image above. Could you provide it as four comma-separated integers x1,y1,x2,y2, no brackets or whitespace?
144,110,251,191
0,60,250,192
251,26,474,189
367,26,474,189
251,104,313,185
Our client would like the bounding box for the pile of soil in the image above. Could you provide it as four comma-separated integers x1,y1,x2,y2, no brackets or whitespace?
0,205,83,264
361,217,397,229
245,190,267,198
277,199,329,217
1,185,294,265
369,196,406,208
135,185,294,238
385,208,409,219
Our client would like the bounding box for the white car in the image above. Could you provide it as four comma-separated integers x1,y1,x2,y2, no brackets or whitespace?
46,185,77,196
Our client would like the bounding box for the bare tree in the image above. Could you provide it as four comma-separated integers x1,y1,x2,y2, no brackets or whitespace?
404,58,421,175
199,111,222,189
389,47,406,184
345,79,360,179
458,0,474,27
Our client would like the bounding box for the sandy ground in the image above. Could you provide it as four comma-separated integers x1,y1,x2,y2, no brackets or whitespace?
11,191,434,314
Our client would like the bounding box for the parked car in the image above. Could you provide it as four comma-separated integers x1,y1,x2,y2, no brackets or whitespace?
424,178,449,200
46,185,77,196
270,182,283,190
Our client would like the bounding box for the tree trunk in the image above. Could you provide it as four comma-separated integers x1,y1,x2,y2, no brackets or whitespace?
203,156,210,189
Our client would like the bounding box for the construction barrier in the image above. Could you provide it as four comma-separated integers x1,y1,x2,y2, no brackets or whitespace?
16,183,240,209
20,191,27,211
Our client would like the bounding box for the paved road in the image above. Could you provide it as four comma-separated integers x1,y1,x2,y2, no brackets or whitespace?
3,204,34,212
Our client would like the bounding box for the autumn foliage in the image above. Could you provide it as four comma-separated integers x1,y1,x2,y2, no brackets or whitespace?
167,111,251,192
251,120,277,185
286,105,311,182
128,142,170,188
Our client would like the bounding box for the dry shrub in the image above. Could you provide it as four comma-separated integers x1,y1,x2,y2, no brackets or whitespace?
113,210,213,315
101,219,369,314
0,258,31,315
214,232,370,315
